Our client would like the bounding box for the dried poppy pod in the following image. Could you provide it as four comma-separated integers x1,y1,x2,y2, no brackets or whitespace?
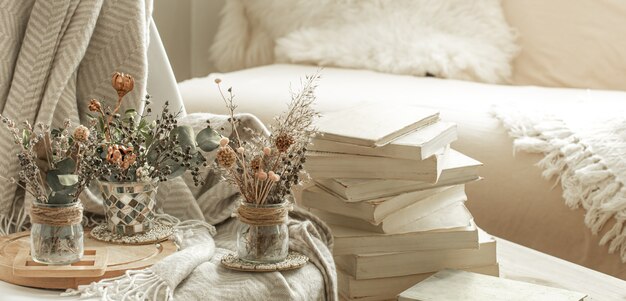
111,72,135,97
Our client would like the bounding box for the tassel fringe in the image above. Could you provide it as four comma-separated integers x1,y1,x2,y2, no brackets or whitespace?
63,213,216,299
62,269,172,301
492,108,626,262
0,204,28,235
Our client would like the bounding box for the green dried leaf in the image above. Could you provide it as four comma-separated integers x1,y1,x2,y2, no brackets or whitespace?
48,190,75,204
57,174,79,186
56,158,76,174
172,125,197,152
196,127,220,152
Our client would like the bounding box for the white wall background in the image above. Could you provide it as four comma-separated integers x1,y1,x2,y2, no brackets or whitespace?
153,0,224,82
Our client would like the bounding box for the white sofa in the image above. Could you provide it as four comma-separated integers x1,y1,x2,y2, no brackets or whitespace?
174,0,626,280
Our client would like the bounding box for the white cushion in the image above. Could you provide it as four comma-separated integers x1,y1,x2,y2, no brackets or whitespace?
210,0,518,84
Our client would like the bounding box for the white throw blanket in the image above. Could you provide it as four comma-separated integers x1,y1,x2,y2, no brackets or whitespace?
66,210,335,301
494,103,626,261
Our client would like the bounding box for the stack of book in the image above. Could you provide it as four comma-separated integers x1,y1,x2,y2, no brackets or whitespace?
299,105,499,301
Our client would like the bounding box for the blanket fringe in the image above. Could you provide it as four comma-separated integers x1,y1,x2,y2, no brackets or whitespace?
62,213,216,299
493,109,626,262
0,205,29,235
62,269,172,301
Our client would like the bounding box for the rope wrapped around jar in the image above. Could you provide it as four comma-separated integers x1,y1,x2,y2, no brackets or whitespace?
30,203,83,226
236,201,291,226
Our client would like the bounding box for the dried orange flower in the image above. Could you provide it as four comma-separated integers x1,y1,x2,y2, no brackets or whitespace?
121,153,137,170
106,144,135,168
73,125,90,142
111,72,134,97
88,99,101,112
107,145,123,165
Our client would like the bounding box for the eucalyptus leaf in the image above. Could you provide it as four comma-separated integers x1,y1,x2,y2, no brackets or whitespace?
57,174,79,186
161,158,187,179
196,127,221,152
56,158,76,174
46,170,64,192
47,190,75,205
172,125,197,153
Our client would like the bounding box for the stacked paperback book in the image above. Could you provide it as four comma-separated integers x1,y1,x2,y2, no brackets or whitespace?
300,105,499,301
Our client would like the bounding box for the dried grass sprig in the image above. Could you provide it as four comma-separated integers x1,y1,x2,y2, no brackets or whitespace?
214,72,320,205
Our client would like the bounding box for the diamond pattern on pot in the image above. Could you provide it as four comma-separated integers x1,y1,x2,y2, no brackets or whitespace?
99,181,159,236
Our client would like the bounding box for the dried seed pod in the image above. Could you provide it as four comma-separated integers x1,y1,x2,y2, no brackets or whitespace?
275,133,295,152
216,146,236,168
73,125,90,142
250,156,262,171
111,72,134,97
88,99,102,112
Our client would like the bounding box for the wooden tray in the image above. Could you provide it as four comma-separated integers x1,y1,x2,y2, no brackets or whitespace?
13,248,108,278
0,230,177,289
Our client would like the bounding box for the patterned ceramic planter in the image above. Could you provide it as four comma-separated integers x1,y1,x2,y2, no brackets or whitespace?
98,180,158,236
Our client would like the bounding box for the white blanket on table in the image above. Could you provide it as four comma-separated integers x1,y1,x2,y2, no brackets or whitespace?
494,102,626,261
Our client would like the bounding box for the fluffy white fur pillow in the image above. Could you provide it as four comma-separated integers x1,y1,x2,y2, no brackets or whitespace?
211,0,519,84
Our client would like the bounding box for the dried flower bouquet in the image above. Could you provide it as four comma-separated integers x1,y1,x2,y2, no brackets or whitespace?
215,73,319,205
0,117,98,205
214,73,320,263
83,72,222,236
86,72,221,184
0,116,96,263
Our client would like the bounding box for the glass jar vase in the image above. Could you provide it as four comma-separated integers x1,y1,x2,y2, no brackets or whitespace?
98,180,158,236
30,203,84,265
236,201,289,264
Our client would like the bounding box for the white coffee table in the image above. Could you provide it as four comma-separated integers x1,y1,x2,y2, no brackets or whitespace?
3,237,626,300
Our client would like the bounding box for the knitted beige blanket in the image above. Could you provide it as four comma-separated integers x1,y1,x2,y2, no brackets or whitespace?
494,102,626,261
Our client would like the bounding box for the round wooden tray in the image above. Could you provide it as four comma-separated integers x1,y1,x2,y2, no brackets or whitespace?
0,230,177,289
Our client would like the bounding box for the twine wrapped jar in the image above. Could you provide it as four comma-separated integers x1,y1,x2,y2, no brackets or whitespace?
30,202,84,265
236,201,290,263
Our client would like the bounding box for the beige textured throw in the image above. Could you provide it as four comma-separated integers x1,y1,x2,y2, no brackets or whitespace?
494,102,626,261
65,113,338,300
